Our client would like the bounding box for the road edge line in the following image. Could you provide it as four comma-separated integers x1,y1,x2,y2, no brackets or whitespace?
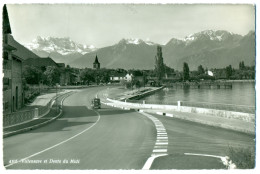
184,152,236,169
142,154,167,170
5,106,101,168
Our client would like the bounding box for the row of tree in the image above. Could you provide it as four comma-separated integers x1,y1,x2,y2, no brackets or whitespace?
181,61,255,81
154,60,255,82
79,68,110,85
23,65,61,86
23,61,255,87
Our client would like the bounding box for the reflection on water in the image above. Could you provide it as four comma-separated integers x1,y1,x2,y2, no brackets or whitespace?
143,82,255,106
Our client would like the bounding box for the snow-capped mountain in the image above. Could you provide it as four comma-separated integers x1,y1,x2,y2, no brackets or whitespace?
25,37,97,64
70,30,255,70
118,38,156,46
26,36,96,55
184,30,235,42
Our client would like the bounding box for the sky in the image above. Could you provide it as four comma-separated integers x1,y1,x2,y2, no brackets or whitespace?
7,4,255,48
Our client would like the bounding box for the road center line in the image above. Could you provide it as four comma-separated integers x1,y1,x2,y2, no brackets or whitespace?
5,108,101,168
139,112,168,170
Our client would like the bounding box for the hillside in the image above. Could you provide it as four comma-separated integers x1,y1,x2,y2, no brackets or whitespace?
25,30,255,70
70,39,158,69
70,30,255,70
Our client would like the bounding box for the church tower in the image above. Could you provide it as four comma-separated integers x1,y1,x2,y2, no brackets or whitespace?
93,54,100,69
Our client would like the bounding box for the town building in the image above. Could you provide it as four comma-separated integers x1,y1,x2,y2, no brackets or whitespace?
110,72,127,82
3,5,24,113
24,57,57,71
125,73,133,82
93,55,100,69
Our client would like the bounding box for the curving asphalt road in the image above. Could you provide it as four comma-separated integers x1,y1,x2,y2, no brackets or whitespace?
3,86,255,169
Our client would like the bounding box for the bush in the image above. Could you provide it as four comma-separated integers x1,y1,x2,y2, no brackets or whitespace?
24,90,40,104
227,146,255,169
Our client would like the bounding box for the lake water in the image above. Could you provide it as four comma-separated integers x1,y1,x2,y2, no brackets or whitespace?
143,82,255,107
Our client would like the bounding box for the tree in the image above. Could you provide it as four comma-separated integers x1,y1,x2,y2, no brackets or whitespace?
23,65,43,85
197,65,205,75
154,45,165,82
97,68,111,84
239,61,245,70
183,62,190,81
80,68,95,85
225,65,233,79
44,66,61,86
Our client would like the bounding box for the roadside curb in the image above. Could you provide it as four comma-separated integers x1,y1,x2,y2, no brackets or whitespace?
3,92,74,138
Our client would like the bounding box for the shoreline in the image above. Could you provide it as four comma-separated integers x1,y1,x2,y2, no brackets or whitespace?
216,79,255,83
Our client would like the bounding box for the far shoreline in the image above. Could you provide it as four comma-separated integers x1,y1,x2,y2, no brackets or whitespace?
217,79,255,83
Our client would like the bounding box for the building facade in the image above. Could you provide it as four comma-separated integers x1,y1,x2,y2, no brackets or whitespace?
3,5,24,114
3,34,24,114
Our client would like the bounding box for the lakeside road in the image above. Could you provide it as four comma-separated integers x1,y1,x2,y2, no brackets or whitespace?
3,86,255,169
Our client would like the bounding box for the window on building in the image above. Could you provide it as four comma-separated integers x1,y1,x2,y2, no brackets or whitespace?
3,101,9,111
3,51,8,60
3,77,10,91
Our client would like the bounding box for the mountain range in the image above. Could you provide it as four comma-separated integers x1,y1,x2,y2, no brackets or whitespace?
25,30,255,70
25,36,97,64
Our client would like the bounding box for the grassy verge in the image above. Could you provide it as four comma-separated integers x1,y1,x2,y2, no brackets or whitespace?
227,146,255,169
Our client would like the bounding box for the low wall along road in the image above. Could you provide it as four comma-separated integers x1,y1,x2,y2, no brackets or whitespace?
102,86,255,135
107,98,254,123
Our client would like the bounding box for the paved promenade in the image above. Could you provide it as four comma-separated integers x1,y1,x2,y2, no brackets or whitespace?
19,90,75,111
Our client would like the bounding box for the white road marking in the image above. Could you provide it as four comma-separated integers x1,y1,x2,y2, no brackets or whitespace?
5,109,101,168
184,153,224,159
157,130,166,132
156,128,166,130
142,154,167,170
151,153,167,157
154,146,167,149
153,149,167,153
139,112,168,170
157,137,168,139
156,139,168,142
157,134,167,137
184,152,236,169
156,142,168,145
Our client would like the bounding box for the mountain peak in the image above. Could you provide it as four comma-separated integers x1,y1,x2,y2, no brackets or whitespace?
118,38,156,46
182,30,240,43
166,38,184,45
25,36,97,55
